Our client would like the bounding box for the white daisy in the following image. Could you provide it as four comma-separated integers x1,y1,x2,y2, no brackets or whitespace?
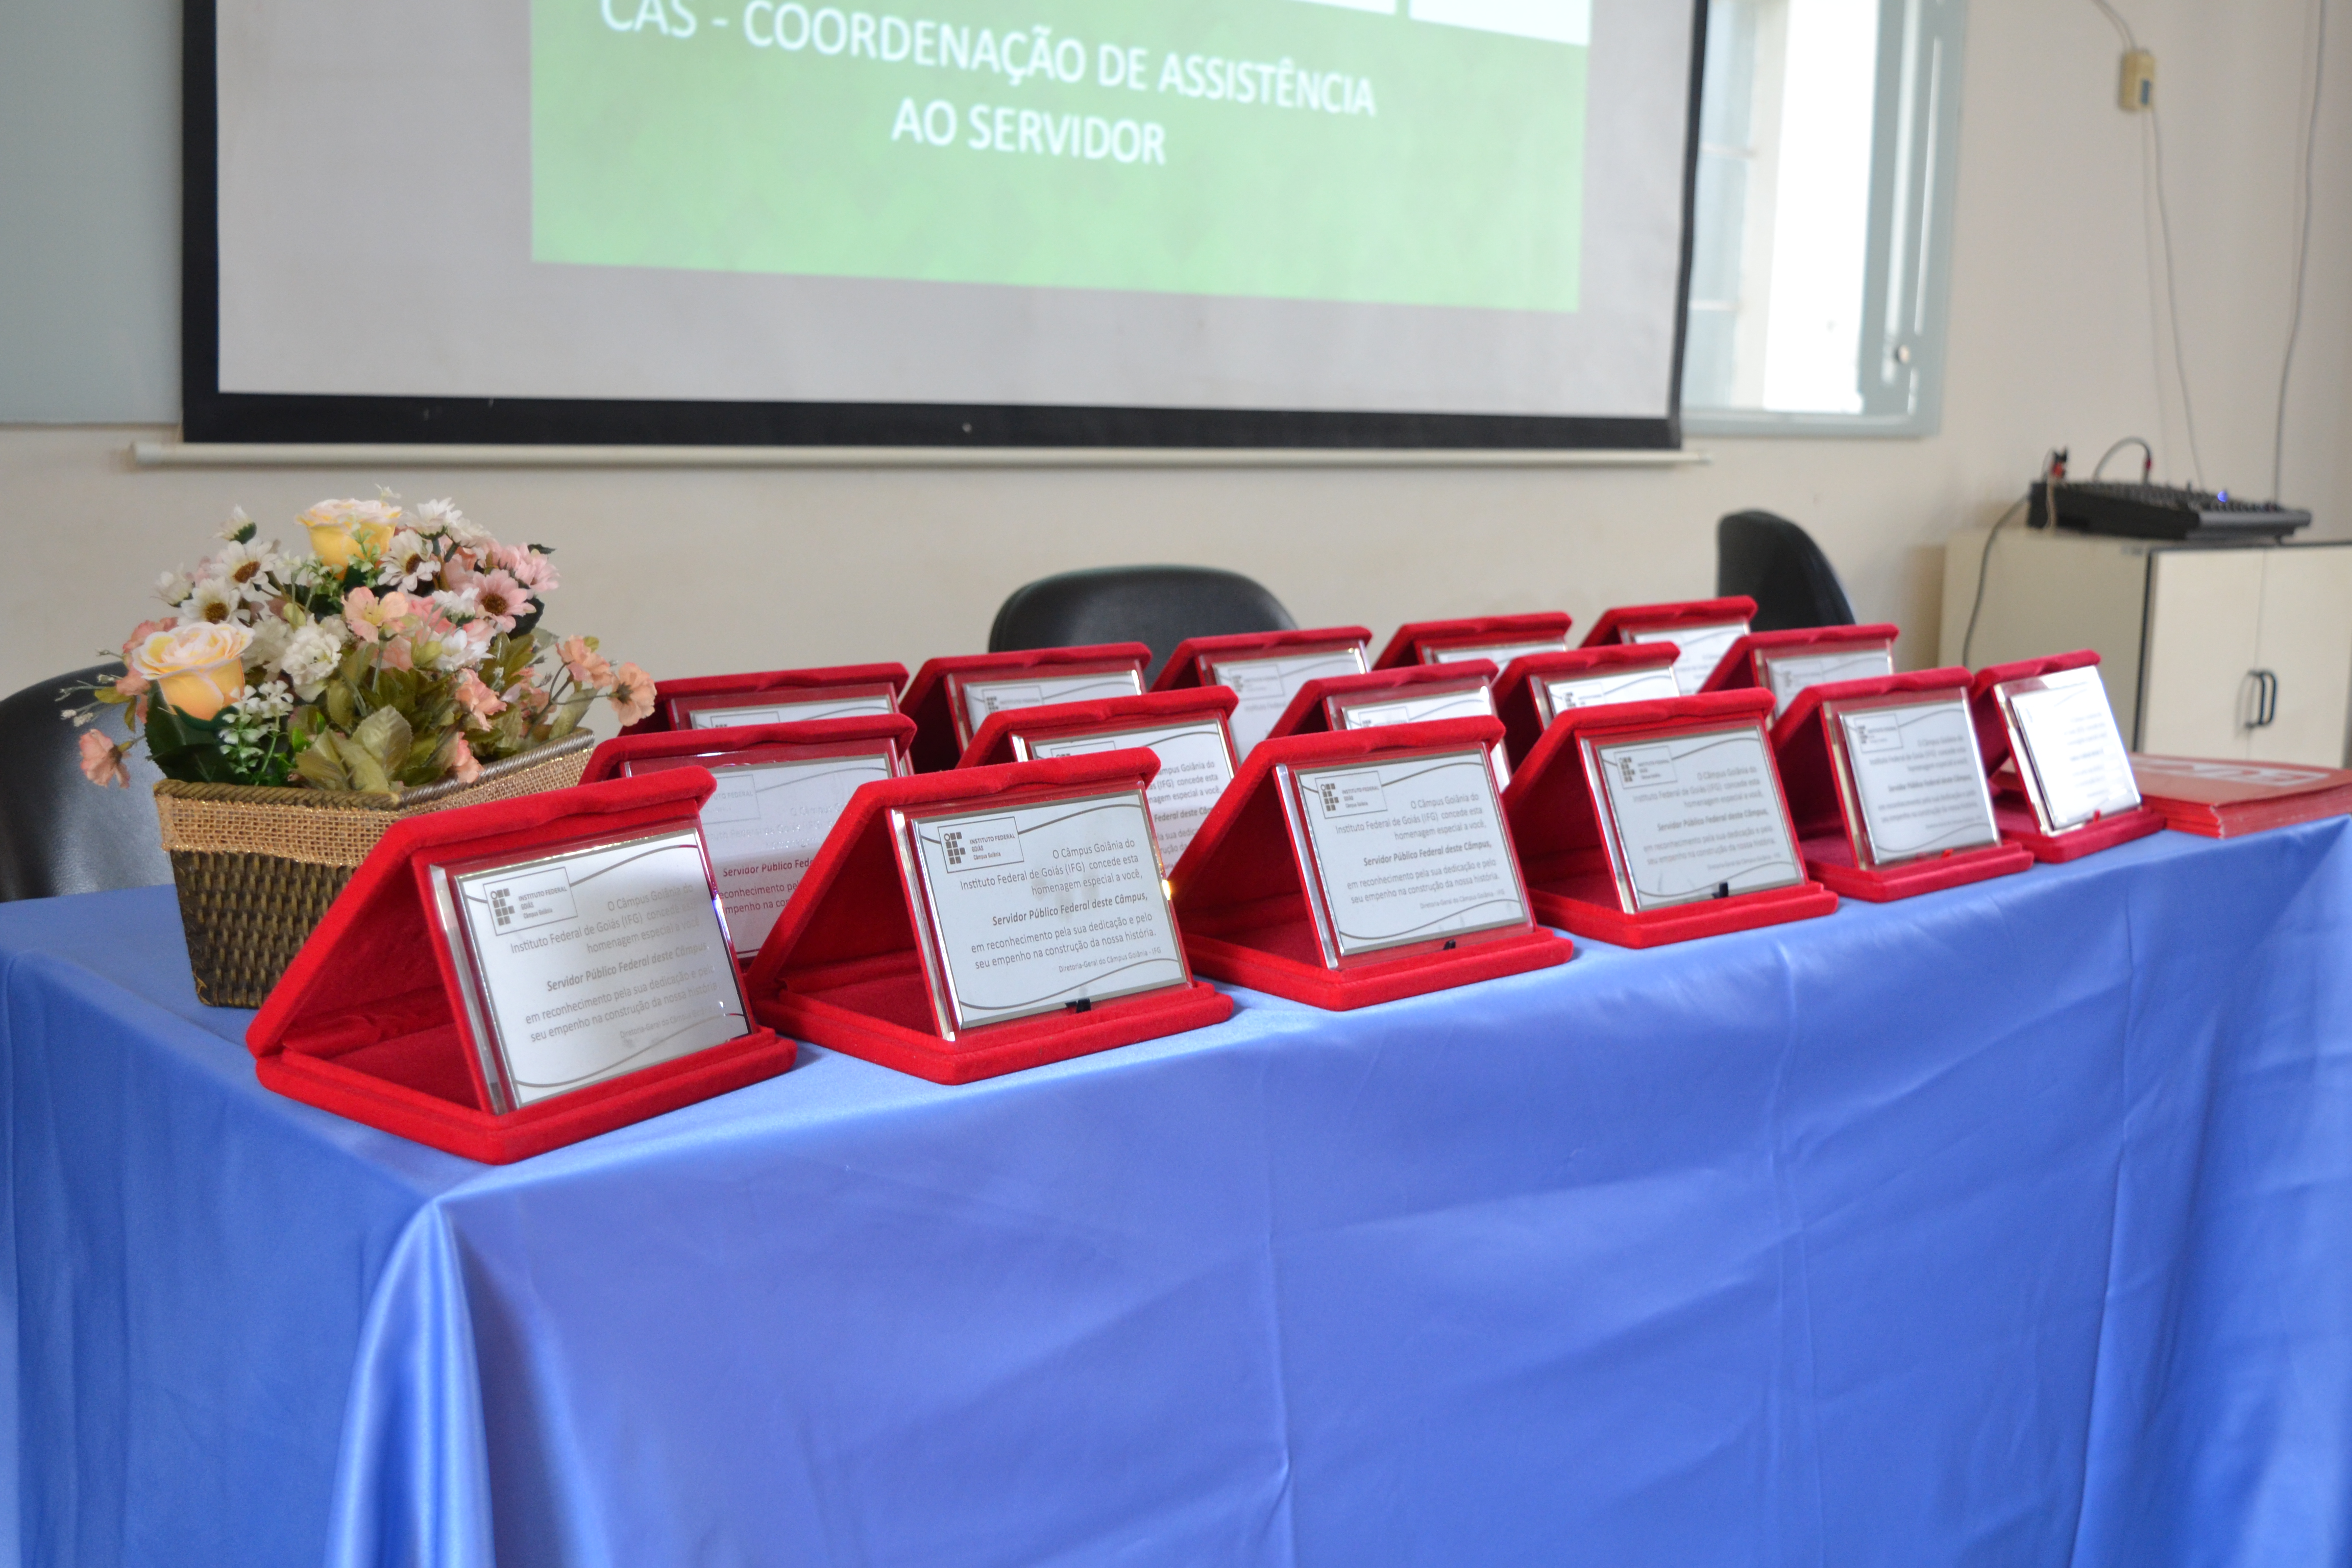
155,570,192,607
414,498,486,547
375,531,438,592
217,505,255,542
203,540,281,604
178,579,243,628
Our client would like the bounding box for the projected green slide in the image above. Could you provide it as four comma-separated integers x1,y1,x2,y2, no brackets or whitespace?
532,0,1588,313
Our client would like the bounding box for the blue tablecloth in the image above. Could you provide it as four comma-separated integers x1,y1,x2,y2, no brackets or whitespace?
5,821,2350,1567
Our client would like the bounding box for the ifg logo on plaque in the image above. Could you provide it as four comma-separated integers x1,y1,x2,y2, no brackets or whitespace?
483,867,578,933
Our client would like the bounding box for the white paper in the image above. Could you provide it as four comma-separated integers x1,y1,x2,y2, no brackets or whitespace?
439,828,749,1109
1591,725,1805,909
2004,667,2141,830
1334,684,1497,730
698,753,895,953
1292,750,1527,955
909,790,1187,1030
958,669,1145,738
688,691,897,728
1835,698,2000,864
1758,645,1895,717
1628,621,1749,694
1208,646,1368,755
1026,719,1235,866
1538,665,1682,720
1423,636,1570,668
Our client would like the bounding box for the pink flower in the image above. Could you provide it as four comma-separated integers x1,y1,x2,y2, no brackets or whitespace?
607,662,656,727
493,544,559,593
342,587,412,645
448,734,482,786
557,635,611,689
79,729,129,789
119,619,173,664
453,671,507,724
378,636,415,672
464,570,532,633
114,671,151,698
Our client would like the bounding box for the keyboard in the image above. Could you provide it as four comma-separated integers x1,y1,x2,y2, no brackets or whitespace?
2030,482,2311,542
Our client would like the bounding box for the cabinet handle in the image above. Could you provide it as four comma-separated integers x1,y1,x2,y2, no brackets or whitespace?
2250,669,2280,728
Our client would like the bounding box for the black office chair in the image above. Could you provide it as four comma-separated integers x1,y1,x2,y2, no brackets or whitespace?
989,566,1296,683
0,665,175,902
1716,511,1857,632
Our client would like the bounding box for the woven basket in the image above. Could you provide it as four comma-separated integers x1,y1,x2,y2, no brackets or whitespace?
154,731,597,1007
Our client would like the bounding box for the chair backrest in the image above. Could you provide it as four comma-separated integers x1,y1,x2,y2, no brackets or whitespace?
0,665,175,902
1716,511,1857,632
989,566,1296,682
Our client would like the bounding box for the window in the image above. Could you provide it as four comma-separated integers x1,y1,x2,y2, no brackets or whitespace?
1682,0,1966,434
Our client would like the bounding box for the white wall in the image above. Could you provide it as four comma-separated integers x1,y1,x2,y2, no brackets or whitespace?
2,0,2346,704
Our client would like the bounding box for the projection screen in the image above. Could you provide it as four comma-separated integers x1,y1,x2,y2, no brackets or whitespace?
185,0,1704,447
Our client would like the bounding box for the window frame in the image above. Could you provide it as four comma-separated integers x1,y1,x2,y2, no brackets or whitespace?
1681,0,1967,438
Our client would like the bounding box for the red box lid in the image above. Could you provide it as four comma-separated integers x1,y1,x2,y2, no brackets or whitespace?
1770,667,1974,840
1169,717,1571,1008
1579,597,1757,648
1966,649,2102,778
1151,627,1375,691
583,713,916,783
956,687,1239,769
1696,623,1901,696
1264,660,1501,744
633,663,911,734
244,771,797,1162
1371,612,1574,670
900,645,1153,773
740,750,1234,1082
1491,645,1683,766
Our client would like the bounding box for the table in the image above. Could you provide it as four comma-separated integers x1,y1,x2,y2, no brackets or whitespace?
6,822,2350,1567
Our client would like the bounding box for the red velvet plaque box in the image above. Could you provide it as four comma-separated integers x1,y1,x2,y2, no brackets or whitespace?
1968,651,2167,862
1770,670,2035,901
899,645,1152,772
1579,596,1758,648
628,662,911,735
954,688,1240,769
1696,624,1900,707
1150,627,1376,692
1580,597,1758,695
743,752,1232,1084
245,772,798,1164
1263,662,1504,744
1492,646,1684,767
1501,689,1839,947
1371,612,1575,670
584,713,918,785
1168,719,1572,1008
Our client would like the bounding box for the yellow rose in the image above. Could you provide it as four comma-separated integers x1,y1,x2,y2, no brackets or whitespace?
300,500,401,570
128,623,254,721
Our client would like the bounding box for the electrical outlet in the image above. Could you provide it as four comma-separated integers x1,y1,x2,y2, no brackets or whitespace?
2119,48,2155,112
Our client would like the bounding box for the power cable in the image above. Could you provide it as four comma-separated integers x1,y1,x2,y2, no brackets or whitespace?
2090,436,2155,480
1961,450,2063,668
2274,0,2329,500
2087,0,2206,487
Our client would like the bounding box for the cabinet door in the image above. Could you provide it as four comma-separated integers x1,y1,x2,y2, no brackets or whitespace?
2251,545,2352,766
2140,549,2264,758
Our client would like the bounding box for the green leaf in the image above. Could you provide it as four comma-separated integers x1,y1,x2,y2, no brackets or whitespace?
295,739,349,791
351,705,413,772
332,733,394,794
324,680,357,732
545,693,592,741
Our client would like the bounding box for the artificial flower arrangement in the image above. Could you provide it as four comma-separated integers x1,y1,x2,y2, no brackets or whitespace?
76,495,652,793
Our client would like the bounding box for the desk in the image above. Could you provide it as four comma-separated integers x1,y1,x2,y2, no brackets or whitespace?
6,824,2350,1567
